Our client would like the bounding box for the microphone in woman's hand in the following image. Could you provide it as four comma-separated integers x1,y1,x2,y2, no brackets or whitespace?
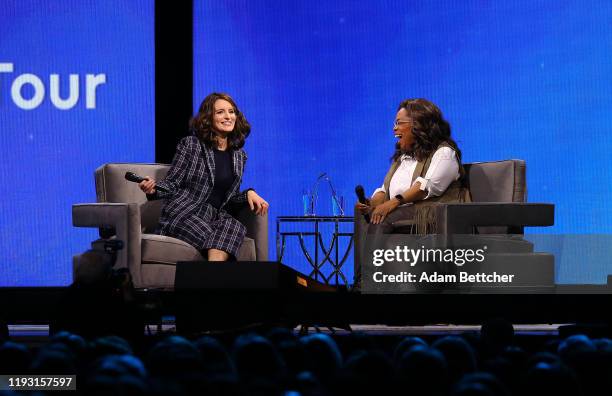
125,172,169,192
355,185,370,223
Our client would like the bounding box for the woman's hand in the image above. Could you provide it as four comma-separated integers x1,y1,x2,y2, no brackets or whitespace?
370,199,400,224
247,190,269,216
355,191,385,215
355,200,371,214
138,176,156,194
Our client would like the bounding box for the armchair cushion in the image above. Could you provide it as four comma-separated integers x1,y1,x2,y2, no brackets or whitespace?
141,234,256,265
465,160,526,202
141,234,204,264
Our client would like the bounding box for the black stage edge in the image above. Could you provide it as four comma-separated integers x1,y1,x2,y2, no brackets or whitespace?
155,0,193,164
2,287,611,336
175,261,337,292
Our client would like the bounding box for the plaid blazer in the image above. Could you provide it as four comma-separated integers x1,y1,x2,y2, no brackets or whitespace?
151,135,249,233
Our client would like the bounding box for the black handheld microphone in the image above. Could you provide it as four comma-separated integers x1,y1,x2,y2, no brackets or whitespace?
125,172,169,193
355,185,370,223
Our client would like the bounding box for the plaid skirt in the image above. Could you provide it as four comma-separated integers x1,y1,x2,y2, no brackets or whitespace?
159,204,246,259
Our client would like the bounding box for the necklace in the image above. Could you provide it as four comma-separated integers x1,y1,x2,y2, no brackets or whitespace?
216,136,228,151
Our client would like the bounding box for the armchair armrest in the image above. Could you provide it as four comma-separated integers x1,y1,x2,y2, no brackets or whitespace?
433,202,555,234
72,203,142,272
232,204,269,261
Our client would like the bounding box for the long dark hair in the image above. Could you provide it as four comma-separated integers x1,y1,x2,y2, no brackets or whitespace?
392,98,462,162
189,93,251,149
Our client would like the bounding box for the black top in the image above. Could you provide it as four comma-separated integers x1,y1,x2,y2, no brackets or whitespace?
208,149,235,209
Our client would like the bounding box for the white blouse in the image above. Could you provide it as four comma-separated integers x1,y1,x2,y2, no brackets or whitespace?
372,146,460,201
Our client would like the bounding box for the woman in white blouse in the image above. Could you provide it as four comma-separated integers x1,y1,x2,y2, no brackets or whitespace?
354,98,470,286
357,98,469,225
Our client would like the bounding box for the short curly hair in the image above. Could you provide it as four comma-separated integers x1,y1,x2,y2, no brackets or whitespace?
189,93,251,149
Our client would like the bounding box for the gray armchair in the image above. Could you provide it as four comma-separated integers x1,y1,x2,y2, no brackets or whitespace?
391,159,555,233
354,159,556,289
72,163,268,290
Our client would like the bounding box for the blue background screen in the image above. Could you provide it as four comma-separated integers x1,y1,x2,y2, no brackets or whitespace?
0,0,155,286
194,1,612,284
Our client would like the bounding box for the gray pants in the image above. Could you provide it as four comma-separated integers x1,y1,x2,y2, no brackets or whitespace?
353,205,416,287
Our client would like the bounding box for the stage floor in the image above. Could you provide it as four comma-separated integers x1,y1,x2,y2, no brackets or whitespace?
7,322,563,340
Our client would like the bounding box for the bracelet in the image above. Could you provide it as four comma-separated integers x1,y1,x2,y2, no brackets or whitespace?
394,194,404,204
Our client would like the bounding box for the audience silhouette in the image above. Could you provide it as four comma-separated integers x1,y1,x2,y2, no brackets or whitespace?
0,321,610,395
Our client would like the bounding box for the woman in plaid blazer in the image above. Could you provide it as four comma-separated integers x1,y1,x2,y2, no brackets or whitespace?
139,93,269,261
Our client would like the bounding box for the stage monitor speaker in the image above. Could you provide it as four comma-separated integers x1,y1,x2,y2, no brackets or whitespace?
175,261,337,292
174,261,338,332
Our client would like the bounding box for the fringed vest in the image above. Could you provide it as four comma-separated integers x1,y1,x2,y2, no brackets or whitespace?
382,142,471,233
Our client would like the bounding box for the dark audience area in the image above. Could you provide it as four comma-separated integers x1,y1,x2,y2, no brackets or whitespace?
0,320,611,395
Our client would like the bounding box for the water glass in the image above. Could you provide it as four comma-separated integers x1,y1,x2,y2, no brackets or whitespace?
302,190,315,216
332,195,345,216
